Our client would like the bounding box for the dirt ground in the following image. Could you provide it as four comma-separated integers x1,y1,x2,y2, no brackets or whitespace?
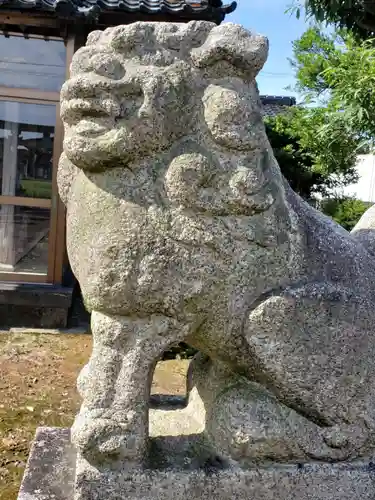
0,332,189,500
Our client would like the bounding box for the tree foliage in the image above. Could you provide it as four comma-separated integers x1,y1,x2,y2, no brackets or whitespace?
323,39,375,142
290,0,375,41
290,27,349,98
265,106,359,200
291,26,375,149
265,24,373,229
319,197,372,230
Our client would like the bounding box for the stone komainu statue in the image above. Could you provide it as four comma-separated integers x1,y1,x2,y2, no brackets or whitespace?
58,21,375,467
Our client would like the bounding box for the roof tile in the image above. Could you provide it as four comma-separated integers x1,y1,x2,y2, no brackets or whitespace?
0,0,237,22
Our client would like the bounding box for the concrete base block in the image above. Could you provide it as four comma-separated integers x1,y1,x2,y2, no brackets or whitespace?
17,427,75,500
18,426,375,500
0,283,73,328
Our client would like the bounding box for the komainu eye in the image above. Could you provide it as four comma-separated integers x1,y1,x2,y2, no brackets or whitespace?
90,54,126,80
203,83,261,151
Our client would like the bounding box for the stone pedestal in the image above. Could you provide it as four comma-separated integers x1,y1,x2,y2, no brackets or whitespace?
18,425,375,500
17,427,75,500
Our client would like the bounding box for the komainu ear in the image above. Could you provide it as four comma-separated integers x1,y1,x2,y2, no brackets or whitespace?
191,23,269,80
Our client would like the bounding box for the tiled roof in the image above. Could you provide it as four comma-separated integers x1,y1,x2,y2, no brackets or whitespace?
261,95,296,107
260,95,296,118
0,0,237,22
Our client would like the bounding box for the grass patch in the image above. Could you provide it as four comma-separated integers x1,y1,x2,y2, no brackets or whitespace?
19,180,52,199
0,332,188,500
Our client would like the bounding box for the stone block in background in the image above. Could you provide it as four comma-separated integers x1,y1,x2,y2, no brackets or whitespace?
0,283,73,328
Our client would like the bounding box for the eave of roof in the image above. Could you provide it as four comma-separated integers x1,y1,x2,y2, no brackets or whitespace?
0,0,237,23
260,95,297,107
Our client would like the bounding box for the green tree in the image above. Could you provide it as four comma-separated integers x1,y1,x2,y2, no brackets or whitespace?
290,26,375,150
268,24,375,229
265,106,359,200
323,39,375,145
290,26,349,99
290,0,375,41
319,197,371,230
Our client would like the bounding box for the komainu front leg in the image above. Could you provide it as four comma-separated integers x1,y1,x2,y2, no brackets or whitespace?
72,311,188,465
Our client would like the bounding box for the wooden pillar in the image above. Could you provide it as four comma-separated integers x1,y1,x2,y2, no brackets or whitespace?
0,104,19,268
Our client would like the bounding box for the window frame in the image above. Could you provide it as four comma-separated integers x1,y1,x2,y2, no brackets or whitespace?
0,31,75,284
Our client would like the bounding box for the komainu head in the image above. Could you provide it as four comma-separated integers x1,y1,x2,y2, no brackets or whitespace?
60,21,269,171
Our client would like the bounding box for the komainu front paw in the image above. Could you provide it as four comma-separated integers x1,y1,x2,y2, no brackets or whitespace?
319,423,372,460
71,411,147,464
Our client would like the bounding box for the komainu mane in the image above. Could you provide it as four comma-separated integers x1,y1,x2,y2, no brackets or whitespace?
59,20,375,468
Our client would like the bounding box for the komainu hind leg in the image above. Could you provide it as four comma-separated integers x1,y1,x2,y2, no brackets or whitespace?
187,352,342,465
188,349,375,465
243,283,375,461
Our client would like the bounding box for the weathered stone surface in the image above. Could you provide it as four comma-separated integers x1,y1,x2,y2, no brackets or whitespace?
75,451,375,500
58,18,375,487
18,426,375,500
17,427,75,500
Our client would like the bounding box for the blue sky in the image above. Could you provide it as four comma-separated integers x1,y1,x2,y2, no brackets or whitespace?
228,0,310,98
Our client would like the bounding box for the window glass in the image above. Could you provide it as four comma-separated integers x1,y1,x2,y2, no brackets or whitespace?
0,204,50,274
0,100,56,199
0,35,66,91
